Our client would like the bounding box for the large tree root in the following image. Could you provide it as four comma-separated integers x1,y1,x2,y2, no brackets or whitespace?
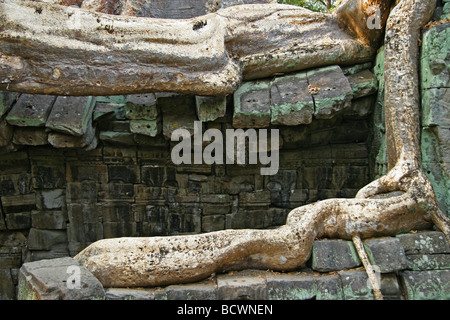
75,167,442,287
0,0,386,96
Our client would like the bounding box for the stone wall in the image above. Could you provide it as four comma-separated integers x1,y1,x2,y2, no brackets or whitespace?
1,2,450,301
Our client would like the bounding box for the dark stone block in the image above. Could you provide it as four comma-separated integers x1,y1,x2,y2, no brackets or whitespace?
312,240,361,272
363,237,408,273
18,257,105,300
6,94,56,127
400,270,450,300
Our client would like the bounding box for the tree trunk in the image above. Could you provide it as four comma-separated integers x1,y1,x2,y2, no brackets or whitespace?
0,0,385,96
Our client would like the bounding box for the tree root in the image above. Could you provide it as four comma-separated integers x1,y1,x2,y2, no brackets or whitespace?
352,235,383,300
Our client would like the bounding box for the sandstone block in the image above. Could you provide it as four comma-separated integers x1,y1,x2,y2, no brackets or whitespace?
31,210,67,230
18,257,105,300
396,231,450,254
270,72,313,125
217,272,267,300
346,69,378,99
6,94,55,127
405,254,450,271
0,91,19,118
12,127,48,146
105,288,155,300
400,270,450,300
195,95,227,122
129,119,160,137
156,281,217,300
0,117,13,147
363,237,407,273
233,80,271,128
46,96,96,136
27,228,67,251
125,93,158,120
311,239,361,272
421,88,450,127
421,23,450,90
99,131,135,145
338,270,373,300
306,65,353,119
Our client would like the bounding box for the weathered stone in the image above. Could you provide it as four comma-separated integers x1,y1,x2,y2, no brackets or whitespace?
421,88,450,127
228,209,267,229
12,127,48,146
36,189,65,210
18,257,105,300
5,212,31,230
202,214,225,232
6,94,56,127
48,118,97,149
105,288,155,300
0,116,13,147
99,131,135,145
363,237,408,273
32,164,65,189
270,73,313,125
27,228,67,251
380,273,402,300
0,172,32,196
195,95,227,122
66,181,98,203
108,165,139,184
421,23,450,90
217,271,267,300
396,231,450,254
400,270,450,300
344,95,375,119
311,239,361,272
159,94,197,139
156,281,217,300
405,254,450,271
0,231,26,268
93,101,126,121
238,190,270,209
267,273,317,300
31,210,67,230
346,69,378,99
267,273,344,300
0,268,16,300
338,270,373,300
129,119,160,137
46,96,96,136
306,65,353,119
341,62,373,75
233,80,271,128
265,170,297,208
1,193,36,214
125,93,158,120
0,91,19,118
